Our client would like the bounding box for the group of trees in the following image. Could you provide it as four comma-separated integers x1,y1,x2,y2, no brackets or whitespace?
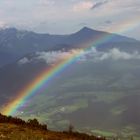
0,113,47,131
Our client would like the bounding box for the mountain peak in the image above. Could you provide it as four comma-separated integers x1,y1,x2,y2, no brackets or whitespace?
76,27,101,35
80,26,93,32
74,27,99,37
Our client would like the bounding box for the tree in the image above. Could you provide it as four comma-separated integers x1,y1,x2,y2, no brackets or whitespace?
68,124,74,133
27,118,39,127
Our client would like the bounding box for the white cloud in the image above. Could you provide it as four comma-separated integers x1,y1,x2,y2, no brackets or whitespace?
99,48,140,60
73,1,93,12
35,49,83,64
17,49,83,65
18,57,30,65
18,48,140,65
79,48,140,61
38,47,140,64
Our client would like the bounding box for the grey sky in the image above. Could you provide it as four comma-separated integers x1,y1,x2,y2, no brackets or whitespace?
0,0,140,39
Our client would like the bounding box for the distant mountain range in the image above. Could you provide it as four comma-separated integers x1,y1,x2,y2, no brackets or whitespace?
0,27,140,66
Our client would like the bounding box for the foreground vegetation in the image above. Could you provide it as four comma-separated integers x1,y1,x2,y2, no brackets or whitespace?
0,113,106,140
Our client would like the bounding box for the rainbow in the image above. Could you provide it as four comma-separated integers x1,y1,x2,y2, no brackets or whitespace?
1,17,140,116
1,50,83,115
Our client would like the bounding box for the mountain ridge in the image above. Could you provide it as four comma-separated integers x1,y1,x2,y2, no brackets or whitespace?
0,26,139,67
1,26,139,42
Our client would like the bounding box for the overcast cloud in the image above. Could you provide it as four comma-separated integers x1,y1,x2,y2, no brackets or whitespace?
1,0,139,39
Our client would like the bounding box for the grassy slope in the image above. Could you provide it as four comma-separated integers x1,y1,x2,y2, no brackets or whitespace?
0,123,105,140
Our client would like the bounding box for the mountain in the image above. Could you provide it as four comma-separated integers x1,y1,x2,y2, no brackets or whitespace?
0,27,140,138
0,27,140,66
65,27,138,45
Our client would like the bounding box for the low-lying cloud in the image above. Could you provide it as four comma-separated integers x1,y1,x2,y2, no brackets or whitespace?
99,48,140,61
35,50,82,64
18,57,30,65
18,48,140,65
78,48,140,62
18,49,82,65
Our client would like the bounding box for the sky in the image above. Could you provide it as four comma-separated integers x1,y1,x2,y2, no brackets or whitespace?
0,0,140,39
